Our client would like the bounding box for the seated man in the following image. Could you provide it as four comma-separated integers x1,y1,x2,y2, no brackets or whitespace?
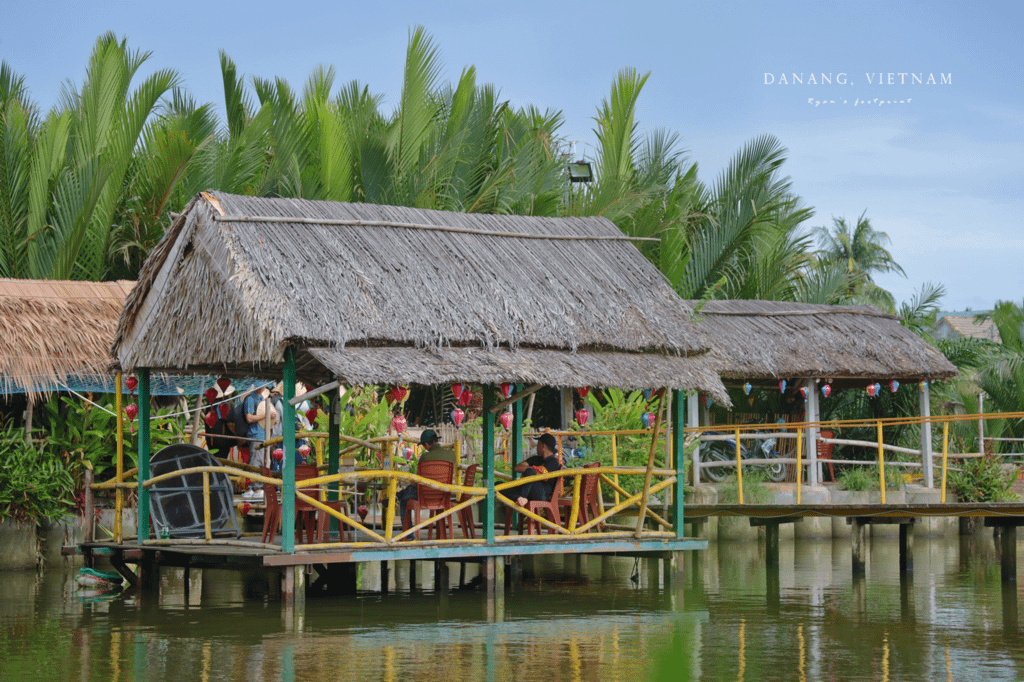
509,433,562,507
397,429,456,521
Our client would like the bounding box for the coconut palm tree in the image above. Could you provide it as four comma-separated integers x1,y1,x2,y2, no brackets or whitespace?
813,211,905,311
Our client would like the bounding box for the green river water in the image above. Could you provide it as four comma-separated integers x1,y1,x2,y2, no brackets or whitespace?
2,533,1022,681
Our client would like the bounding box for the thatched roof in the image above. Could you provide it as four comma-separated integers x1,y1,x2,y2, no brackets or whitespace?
687,300,957,382
0,278,134,399
113,192,729,401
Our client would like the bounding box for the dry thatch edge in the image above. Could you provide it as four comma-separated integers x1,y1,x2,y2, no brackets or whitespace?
212,214,661,242
702,309,901,321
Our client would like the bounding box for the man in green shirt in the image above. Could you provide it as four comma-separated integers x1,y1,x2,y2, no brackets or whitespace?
397,429,456,521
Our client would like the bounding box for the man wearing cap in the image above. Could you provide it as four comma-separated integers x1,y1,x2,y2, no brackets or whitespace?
396,429,456,522
509,433,563,507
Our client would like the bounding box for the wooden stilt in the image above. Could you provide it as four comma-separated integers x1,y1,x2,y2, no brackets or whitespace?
899,522,914,574
851,519,868,576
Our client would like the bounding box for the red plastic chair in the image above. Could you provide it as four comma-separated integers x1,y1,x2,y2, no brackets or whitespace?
817,430,836,483
505,475,564,535
457,464,479,539
403,459,455,541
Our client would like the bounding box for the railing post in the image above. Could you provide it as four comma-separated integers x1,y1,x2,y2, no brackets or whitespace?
115,372,124,543
137,369,151,542
921,381,934,487
202,472,212,540
512,383,523,470
877,420,886,505
483,385,496,544
328,381,340,535
796,427,803,505
688,394,701,485
735,426,744,505
941,422,949,503
281,348,296,553
672,389,685,538
611,434,620,505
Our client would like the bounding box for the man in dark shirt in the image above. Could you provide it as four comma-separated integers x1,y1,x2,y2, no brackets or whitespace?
397,429,457,521
510,432,562,506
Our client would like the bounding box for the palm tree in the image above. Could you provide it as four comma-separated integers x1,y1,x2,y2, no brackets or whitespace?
813,211,905,311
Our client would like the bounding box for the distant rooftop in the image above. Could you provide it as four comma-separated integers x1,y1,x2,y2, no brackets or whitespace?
932,314,1002,344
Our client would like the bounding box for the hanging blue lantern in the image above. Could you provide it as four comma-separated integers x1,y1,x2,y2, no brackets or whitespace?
642,412,652,428
779,379,786,393
743,382,752,395
643,388,653,402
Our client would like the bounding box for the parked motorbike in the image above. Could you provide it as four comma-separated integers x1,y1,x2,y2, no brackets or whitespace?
700,431,788,483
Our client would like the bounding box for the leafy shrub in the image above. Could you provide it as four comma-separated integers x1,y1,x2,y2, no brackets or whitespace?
718,470,774,504
837,465,905,492
947,455,1017,502
0,423,77,523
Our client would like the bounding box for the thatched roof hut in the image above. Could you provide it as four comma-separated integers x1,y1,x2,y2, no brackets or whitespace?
686,300,957,385
0,278,134,399
113,192,729,402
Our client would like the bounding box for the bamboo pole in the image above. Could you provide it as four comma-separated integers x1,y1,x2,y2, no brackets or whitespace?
796,427,803,505
611,434,620,505
735,426,744,505
877,421,886,505
941,422,950,503
202,472,212,540
634,389,666,539
568,473,582,532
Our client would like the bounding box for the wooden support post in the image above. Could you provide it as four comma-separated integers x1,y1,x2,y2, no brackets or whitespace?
851,518,868,576
765,522,780,570
483,386,496,544
409,560,418,592
183,564,191,604
139,551,159,592
1001,525,1017,584
380,561,390,594
435,560,450,592
282,349,297,553
647,556,660,591
899,522,915,574
82,465,95,558
512,384,523,470
137,370,151,542
672,389,685,537
484,556,504,622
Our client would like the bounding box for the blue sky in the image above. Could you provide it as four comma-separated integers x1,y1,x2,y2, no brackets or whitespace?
3,0,1021,311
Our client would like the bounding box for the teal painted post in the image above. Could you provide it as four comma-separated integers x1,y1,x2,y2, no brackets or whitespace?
282,348,297,553
137,369,151,542
483,385,496,543
512,384,523,470
328,381,340,534
672,389,685,538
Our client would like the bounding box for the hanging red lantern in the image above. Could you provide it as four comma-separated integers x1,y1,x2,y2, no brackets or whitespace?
205,411,218,429
391,385,408,403
125,375,138,392
452,408,465,427
498,412,514,430
458,390,473,406
701,395,713,409
500,382,512,399
821,384,832,399
799,386,808,398
205,387,219,403
575,408,590,427
577,387,590,399
867,384,877,397
298,444,311,460
219,403,231,419
273,448,284,462
391,414,407,434
306,407,318,424
217,377,231,392
451,383,464,399
383,389,395,404
124,403,138,420
357,505,369,522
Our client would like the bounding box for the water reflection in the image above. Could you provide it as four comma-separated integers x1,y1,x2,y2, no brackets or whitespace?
1,535,1023,681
